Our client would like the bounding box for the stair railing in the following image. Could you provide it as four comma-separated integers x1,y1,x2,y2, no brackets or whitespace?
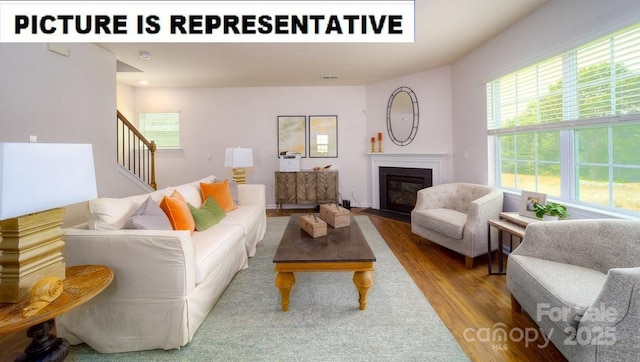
117,110,157,190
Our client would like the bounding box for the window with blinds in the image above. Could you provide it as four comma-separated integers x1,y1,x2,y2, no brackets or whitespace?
139,112,180,149
486,23,640,213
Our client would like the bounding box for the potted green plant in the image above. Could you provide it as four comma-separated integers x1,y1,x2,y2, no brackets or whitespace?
532,202,569,220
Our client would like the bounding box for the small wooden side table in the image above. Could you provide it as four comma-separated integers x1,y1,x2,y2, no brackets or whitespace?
0,265,113,361
487,212,538,275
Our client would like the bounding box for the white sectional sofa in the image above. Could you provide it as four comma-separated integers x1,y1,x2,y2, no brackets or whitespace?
57,176,266,353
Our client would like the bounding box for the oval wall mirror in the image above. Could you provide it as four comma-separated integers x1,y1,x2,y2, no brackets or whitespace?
386,86,419,146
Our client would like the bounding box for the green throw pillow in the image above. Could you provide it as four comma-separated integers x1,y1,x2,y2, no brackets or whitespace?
188,196,226,231
201,196,226,221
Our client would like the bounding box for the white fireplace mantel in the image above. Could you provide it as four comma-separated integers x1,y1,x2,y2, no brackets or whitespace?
367,153,446,209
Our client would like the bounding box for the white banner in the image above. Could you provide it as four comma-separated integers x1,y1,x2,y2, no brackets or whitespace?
0,1,415,43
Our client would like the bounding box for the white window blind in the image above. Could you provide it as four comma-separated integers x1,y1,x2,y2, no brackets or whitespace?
488,24,640,133
486,23,640,213
139,112,180,149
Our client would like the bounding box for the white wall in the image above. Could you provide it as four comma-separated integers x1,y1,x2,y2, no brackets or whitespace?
116,83,136,122
451,0,640,187
0,43,454,219
132,86,368,208
0,43,147,224
130,66,455,208
365,66,454,183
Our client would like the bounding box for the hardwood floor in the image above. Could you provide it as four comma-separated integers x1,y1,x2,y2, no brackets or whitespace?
0,208,567,361
354,209,567,362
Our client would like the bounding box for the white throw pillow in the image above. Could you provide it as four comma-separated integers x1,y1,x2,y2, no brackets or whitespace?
88,189,169,230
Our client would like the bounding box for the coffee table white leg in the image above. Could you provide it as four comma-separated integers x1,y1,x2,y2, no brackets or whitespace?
275,272,296,311
352,271,373,310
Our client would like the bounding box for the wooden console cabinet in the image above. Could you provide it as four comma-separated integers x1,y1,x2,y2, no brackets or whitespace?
275,171,339,209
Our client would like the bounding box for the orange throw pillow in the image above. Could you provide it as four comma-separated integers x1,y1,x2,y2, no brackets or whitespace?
160,190,196,233
200,180,236,212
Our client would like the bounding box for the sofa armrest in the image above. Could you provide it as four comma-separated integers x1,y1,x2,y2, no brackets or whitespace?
63,228,196,300
577,267,640,358
511,219,640,272
237,184,266,207
466,190,504,231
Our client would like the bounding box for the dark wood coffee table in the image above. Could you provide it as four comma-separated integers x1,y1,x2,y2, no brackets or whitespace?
273,214,376,311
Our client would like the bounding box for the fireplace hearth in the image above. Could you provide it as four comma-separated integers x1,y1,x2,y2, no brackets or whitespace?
379,167,432,214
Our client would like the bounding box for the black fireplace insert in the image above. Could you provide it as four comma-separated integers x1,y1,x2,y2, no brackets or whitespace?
379,167,432,214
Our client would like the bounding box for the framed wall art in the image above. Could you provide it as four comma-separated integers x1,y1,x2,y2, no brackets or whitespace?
519,190,547,218
308,115,338,158
277,116,306,157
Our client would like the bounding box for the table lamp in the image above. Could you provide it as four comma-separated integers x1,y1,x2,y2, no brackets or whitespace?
0,142,98,303
224,147,253,184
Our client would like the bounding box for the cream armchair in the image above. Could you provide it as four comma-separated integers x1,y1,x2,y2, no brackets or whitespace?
410,183,503,268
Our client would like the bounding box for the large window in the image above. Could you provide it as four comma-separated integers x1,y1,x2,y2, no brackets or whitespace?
487,23,640,213
139,112,180,149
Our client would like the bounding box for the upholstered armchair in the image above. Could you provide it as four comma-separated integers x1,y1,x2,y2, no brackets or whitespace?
410,183,504,268
507,220,640,362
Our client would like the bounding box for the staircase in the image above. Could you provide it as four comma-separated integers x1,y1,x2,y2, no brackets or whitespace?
117,110,157,190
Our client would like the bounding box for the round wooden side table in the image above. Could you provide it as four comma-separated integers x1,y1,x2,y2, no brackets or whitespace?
0,265,113,361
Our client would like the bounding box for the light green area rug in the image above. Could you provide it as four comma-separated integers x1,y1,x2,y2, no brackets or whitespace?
67,216,468,361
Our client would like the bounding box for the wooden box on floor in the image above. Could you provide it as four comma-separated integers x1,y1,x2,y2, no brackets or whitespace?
319,203,350,228
300,214,327,238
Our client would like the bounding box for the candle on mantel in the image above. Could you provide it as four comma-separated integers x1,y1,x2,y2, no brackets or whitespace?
378,132,382,141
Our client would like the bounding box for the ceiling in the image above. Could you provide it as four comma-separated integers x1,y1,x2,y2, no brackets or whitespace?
100,0,547,88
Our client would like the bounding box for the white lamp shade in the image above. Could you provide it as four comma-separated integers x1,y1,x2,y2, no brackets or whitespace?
224,147,253,168
0,143,98,220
